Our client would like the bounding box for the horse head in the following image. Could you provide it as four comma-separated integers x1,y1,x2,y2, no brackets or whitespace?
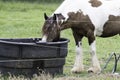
41,13,65,42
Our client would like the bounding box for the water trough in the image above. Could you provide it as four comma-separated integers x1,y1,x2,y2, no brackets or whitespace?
0,38,69,76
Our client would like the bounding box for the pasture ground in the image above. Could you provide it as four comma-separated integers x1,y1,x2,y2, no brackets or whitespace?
0,1,120,80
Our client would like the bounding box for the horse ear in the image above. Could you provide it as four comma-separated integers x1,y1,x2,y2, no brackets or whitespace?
44,13,48,20
53,14,57,21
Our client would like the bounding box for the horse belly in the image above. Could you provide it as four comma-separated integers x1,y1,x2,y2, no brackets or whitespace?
100,21,120,37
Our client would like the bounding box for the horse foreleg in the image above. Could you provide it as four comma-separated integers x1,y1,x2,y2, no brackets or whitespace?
71,41,84,73
88,38,101,73
71,32,84,73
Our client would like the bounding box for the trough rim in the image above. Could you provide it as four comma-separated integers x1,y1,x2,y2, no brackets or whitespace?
0,38,70,45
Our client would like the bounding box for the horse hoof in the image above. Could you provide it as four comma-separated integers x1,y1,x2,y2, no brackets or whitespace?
71,67,84,73
87,67,101,73
88,70,94,73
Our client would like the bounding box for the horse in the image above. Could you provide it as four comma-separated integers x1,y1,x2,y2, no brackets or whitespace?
41,0,120,73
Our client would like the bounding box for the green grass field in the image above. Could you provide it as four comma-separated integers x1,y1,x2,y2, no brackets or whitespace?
0,1,120,80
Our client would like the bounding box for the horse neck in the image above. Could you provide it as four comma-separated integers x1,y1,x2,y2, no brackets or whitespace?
60,21,72,31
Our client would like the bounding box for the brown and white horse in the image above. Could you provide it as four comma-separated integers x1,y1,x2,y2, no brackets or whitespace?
41,0,120,73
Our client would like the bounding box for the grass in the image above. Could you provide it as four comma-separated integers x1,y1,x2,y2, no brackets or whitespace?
1,73,120,80
0,1,120,80
0,1,57,38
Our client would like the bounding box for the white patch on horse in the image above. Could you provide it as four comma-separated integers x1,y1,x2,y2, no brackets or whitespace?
41,35,47,42
71,42,84,73
90,40,96,54
54,0,120,36
56,15,59,25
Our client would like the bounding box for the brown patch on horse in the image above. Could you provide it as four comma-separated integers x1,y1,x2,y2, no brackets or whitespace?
67,12,91,22
61,12,95,44
101,15,120,37
108,15,120,21
68,12,95,44
89,0,102,7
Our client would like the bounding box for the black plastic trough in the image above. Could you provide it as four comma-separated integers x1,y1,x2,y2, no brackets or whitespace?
0,38,69,76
